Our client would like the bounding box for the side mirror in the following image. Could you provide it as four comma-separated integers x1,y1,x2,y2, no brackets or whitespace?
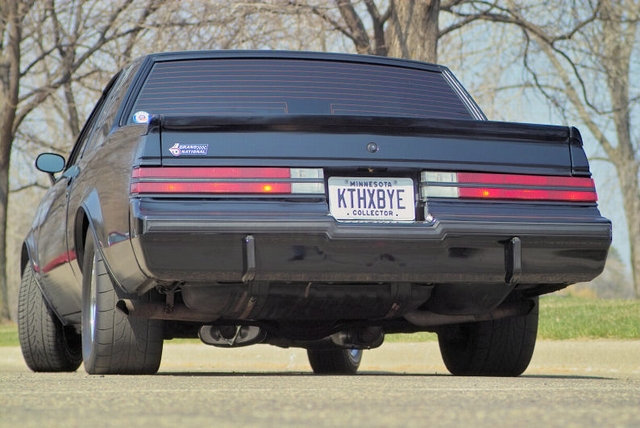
35,153,65,174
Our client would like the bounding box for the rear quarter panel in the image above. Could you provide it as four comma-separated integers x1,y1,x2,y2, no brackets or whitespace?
68,124,151,293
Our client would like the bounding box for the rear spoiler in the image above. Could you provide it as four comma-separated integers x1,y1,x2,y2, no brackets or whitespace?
141,114,590,176
155,114,565,139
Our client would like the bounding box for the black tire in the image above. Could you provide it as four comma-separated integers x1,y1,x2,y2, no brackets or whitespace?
307,348,363,374
17,263,82,372
82,232,163,374
437,297,539,377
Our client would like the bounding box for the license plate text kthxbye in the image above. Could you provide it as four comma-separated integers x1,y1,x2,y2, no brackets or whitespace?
328,177,415,221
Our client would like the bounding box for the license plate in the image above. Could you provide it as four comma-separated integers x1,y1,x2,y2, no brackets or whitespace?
328,177,415,221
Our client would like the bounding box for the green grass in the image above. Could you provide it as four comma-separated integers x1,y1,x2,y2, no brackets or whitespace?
387,296,640,342
537,295,640,340
0,323,18,347
1,296,638,346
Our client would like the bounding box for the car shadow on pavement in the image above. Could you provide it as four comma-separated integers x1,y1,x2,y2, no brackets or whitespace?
153,371,612,380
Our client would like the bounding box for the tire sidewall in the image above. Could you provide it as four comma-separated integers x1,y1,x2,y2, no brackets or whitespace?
81,232,104,371
346,349,363,368
307,348,363,374
81,231,163,374
18,263,82,372
437,297,539,377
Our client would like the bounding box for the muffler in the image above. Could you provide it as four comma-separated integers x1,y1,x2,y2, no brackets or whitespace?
404,299,535,327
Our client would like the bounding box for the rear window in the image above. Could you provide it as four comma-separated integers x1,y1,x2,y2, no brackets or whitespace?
129,58,474,121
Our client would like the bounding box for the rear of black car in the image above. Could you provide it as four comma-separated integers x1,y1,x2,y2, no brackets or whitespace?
16,51,611,377
121,52,609,375
126,54,608,288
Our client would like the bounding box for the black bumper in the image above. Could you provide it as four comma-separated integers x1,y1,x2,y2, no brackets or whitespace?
130,200,611,287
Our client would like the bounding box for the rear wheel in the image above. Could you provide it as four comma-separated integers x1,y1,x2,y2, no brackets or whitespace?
307,348,363,374
17,263,82,372
82,232,163,374
437,297,539,377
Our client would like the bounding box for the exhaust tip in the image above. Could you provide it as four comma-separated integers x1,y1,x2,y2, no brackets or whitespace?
116,299,131,315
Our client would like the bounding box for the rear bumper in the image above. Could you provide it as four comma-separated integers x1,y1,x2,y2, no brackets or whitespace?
130,200,612,287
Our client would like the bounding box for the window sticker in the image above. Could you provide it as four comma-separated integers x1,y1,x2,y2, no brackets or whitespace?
132,111,150,124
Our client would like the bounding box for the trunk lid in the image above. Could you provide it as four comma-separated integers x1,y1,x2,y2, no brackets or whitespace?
156,115,577,176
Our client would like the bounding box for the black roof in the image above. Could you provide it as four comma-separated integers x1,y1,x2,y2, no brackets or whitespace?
138,50,448,74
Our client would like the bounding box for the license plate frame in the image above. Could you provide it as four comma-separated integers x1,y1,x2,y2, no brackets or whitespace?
327,177,415,222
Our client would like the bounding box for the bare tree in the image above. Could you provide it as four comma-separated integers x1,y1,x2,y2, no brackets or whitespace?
0,0,171,321
4,0,337,321
443,0,640,298
0,1,26,320
247,1,486,63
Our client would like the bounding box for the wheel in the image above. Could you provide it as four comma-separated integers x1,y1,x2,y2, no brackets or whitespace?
17,263,82,372
307,348,363,374
437,297,539,377
82,232,163,374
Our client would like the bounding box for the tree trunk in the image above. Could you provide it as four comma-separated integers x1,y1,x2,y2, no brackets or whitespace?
0,1,21,321
0,163,9,321
614,155,640,298
600,0,640,298
386,0,440,63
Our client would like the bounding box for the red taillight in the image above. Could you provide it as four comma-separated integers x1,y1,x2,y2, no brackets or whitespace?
131,167,323,195
456,173,595,189
130,181,292,194
132,167,291,180
421,172,598,202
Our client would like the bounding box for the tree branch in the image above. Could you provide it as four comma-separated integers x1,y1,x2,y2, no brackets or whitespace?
10,182,47,193
334,0,372,54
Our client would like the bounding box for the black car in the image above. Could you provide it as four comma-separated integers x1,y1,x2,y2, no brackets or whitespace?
18,50,611,376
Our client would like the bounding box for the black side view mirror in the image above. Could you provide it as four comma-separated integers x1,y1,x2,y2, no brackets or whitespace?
35,153,66,184
35,153,65,174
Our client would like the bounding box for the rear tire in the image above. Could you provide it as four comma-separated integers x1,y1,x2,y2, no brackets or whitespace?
82,232,163,374
437,297,539,377
18,263,82,372
307,348,363,374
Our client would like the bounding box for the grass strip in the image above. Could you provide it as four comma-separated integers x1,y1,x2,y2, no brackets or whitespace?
538,295,640,340
0,323,18,347
1,296,638,347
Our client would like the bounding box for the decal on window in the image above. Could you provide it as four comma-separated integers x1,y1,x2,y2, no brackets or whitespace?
132,111,150,124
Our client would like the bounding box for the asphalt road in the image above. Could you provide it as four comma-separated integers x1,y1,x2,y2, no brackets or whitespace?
1,341,639,428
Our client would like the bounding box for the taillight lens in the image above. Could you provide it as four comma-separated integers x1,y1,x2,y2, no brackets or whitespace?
131,167,324,195
420,172,597,202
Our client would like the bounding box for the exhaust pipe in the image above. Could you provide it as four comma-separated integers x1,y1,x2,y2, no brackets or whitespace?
404,299,535,327
199,325,266,347
117,299,219,323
